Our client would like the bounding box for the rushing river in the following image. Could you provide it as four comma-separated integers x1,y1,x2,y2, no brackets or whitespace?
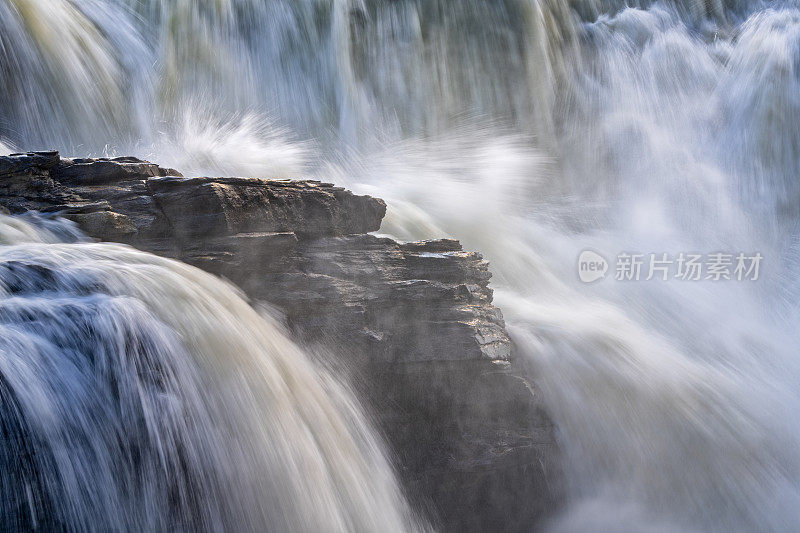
3,0,800,531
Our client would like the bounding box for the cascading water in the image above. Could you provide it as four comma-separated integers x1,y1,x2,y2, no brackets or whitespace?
0,214,423,531
3,0,800,531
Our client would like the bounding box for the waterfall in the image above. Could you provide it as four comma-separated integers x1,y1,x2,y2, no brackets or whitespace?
0,214,423,531
3,0,800,531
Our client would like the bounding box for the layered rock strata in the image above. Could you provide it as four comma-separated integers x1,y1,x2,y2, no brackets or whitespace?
0,151,560,531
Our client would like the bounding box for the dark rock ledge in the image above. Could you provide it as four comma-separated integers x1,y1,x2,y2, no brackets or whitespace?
0,151,561,532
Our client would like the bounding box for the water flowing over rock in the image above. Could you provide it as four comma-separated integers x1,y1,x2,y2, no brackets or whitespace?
10,0,800,529
0,215,423,532
0,151,561,531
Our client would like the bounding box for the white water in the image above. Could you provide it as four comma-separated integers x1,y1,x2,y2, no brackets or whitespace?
0,214,423,531
3,0,800,531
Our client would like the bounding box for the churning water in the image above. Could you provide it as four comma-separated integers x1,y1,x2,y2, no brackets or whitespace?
3,0,800,531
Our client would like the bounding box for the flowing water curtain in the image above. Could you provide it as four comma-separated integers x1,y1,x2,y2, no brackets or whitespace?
0,0,147,148
121,0,561,142
0,0,760,154
718,9,800,216
0,214,424,532
0,0,587,153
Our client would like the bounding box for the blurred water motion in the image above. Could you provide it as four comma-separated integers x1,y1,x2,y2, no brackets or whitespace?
3,0,800,531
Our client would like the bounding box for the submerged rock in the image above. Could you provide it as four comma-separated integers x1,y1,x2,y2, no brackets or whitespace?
0,151,561,532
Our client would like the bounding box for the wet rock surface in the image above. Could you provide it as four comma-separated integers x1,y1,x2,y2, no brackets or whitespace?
0,151,561,531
